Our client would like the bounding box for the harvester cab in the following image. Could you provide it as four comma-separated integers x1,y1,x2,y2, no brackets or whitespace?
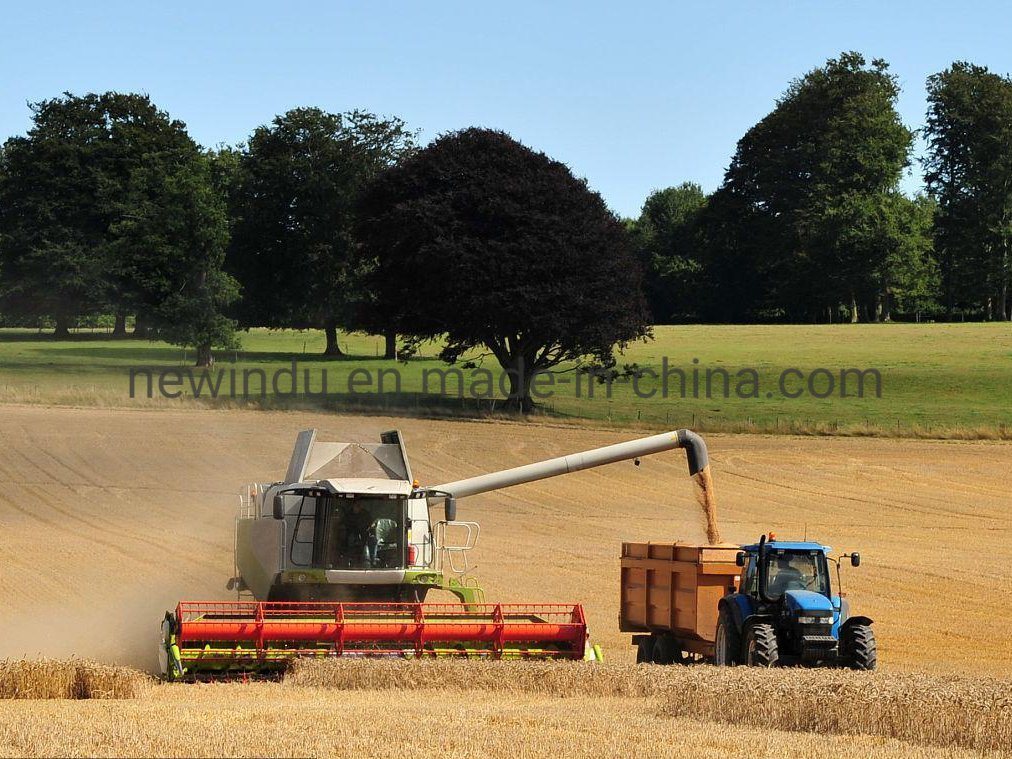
715,534,876,669
231,429,482,605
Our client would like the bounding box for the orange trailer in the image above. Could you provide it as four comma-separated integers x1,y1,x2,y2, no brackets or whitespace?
620,542,741,663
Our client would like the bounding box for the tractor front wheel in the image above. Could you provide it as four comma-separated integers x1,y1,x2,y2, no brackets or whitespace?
744,623,779,667
714,608,741,666
842,624,877,670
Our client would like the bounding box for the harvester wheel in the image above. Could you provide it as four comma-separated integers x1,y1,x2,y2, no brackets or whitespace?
636,636,654,664
714,608,741,666
744,623,779,667
842,624,877,671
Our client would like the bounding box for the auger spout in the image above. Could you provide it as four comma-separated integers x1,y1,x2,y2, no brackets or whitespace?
431,429,709,499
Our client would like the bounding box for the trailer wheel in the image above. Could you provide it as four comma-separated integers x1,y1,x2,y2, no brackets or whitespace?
744,622,779,667
714,608,741,666
842,624,877,671
652,634,684,665
636,636,655,664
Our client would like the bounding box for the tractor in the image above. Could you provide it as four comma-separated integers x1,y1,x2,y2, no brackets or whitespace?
714,534,876,669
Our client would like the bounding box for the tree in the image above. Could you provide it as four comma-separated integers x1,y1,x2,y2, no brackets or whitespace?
924,62,1012,320
878,194,938,318
0,93,203,335
357,128,650,411
226,108,415,356
716,52,917,322
110,152,238,366
630,183,707,322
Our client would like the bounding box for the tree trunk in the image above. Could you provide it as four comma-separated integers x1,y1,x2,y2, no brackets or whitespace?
112,312,127,337
133,316,149,339
384,330,397,360
998,282,1009,322
323,322,344,357
503,356,535,413
54,314,71,338
195,343,214,368
849,294,859,324
881,293,892,323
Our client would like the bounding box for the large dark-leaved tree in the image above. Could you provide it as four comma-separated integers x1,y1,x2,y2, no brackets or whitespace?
226,108,415,356
357,128,650,411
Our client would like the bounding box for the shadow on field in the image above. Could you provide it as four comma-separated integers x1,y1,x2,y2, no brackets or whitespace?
25,345,393,363
0,331,131,343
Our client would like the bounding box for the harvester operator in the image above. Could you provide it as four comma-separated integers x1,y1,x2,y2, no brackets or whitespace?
345,501,378,567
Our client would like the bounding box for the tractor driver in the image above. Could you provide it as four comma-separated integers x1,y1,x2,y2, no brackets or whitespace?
768,554,803,596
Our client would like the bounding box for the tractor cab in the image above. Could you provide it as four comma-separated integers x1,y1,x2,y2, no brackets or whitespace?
715,533,876,669
738,539,833,602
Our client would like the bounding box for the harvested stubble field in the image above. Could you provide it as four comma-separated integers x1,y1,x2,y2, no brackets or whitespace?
0,405,1009,757
1,659,1008,758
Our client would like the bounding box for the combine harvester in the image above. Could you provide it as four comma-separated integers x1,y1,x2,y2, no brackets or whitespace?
159,428,714,679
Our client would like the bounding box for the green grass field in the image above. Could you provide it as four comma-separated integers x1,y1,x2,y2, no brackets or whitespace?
0,323,1009,437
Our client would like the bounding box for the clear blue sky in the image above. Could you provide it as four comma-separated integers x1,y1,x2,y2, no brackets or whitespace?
2,1,1008,217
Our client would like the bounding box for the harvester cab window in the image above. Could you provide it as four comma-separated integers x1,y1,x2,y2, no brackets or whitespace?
325,496,405,570
764,550,829,600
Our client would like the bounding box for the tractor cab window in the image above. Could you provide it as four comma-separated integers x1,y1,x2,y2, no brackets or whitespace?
764,550,829,600
323,496,405,570
742,554,758,594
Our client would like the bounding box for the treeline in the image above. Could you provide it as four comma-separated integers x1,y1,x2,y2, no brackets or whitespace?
633,53,1012,324
0,52,1010,377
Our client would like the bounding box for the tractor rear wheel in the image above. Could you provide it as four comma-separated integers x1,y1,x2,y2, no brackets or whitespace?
744,623,779,667
714,607,741,666
842,624,877,670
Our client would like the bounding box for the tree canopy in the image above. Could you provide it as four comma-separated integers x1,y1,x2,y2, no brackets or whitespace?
709,52,929,322
357,128,650,410
630,183,707,323
226,108,415,355
925,62,1012,320
0,92,237,361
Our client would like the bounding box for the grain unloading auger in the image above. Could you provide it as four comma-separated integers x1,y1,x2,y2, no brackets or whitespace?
159,428,713,679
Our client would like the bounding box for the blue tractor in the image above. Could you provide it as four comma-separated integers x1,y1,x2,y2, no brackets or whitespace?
715,534,876,669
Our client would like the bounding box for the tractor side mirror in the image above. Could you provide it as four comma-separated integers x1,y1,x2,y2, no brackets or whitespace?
273,493,286,520
735,552,745,567
850,552,861,567
444,496,457,522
